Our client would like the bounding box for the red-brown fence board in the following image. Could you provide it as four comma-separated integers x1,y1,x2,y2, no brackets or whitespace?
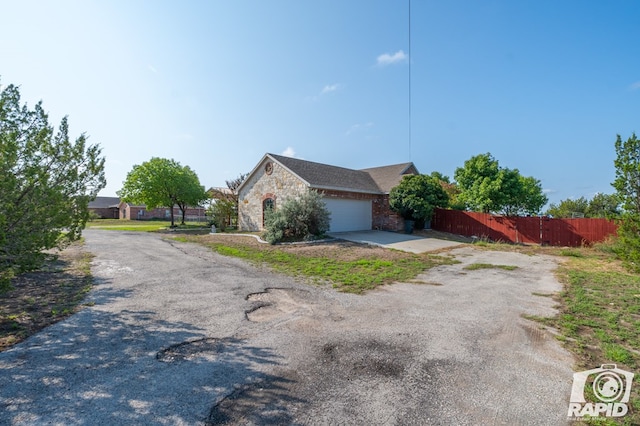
431,208,618,247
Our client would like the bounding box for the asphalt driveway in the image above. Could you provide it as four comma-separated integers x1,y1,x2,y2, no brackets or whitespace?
0,230,575,425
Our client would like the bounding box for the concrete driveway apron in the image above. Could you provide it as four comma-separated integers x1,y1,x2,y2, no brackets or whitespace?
329,230,463,253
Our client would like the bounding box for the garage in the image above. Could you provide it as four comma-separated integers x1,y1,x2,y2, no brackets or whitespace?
322,198,372,232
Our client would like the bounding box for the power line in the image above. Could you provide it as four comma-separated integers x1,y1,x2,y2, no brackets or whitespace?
408,0,412,161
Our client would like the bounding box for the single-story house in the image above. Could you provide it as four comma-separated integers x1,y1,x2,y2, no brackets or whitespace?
118,202,206,221
88,196,120,219
237,153,418,232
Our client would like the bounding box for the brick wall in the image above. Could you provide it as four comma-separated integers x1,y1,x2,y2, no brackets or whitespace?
119,205,204,221
90,207,119,219
372,194,404,231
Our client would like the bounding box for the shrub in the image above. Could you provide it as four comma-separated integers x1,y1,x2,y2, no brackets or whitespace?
263,190,331,244
389,174,449,222
263,209,286,244
614,214,640,272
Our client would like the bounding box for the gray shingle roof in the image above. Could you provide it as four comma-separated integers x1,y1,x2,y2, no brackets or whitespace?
268,154,418,194
360,163,418,193
88,196,120,208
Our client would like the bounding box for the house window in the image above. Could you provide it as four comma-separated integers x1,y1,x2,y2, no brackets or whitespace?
262,198,275,226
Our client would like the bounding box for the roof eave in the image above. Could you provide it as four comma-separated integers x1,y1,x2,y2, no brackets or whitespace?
311,184,383,195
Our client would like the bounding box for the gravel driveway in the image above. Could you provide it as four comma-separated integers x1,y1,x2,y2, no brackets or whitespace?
0,230,574,425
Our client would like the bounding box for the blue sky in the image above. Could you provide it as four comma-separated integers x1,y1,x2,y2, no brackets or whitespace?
1,1,639,207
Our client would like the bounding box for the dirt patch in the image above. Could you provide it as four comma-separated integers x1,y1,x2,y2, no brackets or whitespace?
0,243,93,351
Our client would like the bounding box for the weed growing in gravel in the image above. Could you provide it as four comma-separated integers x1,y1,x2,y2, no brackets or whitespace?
463,263,519,271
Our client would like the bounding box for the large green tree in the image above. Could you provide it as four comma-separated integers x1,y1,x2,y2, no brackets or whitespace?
0,82,106,285
118,157,207,227
612,133,640,269
587,192,620,218
546,193,620,218
546,197,589,218
389,174,449,224
454,153,547,215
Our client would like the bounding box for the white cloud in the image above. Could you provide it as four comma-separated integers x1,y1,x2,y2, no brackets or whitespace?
281,147,296,157
321,84,340,94
542,188,555,194
376,50,408,66
304,83,343,102
630,81,640,90
345,122,374,135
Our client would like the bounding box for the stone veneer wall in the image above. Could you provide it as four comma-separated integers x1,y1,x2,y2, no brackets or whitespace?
238,159,308,231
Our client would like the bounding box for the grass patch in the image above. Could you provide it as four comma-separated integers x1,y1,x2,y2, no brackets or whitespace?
174,235,456,294
522,243,640,424
559,248,585,258
463,263,519,271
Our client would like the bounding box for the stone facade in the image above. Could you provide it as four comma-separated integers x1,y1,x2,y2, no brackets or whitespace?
238,158,307,231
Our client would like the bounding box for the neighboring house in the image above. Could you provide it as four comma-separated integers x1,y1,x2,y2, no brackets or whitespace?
88,196,120,219
118,202,206,221
237,153,419,232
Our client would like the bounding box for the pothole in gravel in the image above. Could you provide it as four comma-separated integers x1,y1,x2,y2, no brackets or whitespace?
245,288,312,323
206,372,303,425
156,337,223,362
320,339,409,378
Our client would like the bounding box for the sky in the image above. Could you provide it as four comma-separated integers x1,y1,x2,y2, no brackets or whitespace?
1,0,639,208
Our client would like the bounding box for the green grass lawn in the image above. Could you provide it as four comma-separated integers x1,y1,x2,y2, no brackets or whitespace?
87,219,208,232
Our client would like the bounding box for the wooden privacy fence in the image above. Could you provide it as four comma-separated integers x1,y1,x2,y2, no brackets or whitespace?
431,208,618,247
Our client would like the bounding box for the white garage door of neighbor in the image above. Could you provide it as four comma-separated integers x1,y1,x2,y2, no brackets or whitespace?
323,198,372,232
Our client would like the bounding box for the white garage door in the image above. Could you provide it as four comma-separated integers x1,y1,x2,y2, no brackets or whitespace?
323,198,372,232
